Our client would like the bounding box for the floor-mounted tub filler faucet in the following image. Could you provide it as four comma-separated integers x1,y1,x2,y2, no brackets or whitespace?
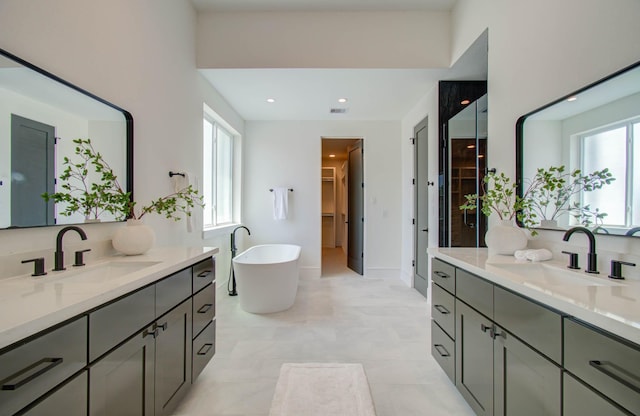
562,227,598,274
53,226,89,271
229,225,251,296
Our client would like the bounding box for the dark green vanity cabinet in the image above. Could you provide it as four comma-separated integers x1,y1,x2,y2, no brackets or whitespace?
1,255,216,416
431,258,563,416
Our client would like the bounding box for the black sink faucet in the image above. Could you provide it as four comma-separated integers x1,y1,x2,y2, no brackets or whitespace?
54,226,88,271
562,227,598,274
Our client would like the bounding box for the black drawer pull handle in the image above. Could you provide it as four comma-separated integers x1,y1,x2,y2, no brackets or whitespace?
157,322,168,332
143,328,159,339
434,271,450,279
434,344,450,357
197,343,213,356
589,360,640,394
1,357,63,391
197,304,213,314
434,304,450,315
197,270,212,278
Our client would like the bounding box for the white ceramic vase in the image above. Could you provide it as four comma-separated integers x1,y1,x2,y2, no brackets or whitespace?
485,219,527,255
112,219,155,255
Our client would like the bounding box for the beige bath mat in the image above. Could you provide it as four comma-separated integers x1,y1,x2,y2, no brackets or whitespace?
269,363,376,416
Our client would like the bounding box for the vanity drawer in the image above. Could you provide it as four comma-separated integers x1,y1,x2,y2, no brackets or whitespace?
432,258,455,294
22,370,88,416
563,372,628,416
0,317,87,416
192,320,216,382
494,286,562,364
89,285,155,362
431,320,455,383
193,257,215,294
432,283,455,339
156,267,192,317
564,318,640,415
193,283,216,338
456,269,493,319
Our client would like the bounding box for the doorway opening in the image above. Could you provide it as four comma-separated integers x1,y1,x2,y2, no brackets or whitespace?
321,137,363,277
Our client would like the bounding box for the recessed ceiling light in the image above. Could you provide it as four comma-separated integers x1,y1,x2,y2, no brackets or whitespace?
338,98,348,103
467,144,476,149
461,99,471,105
567,96,578,102
478,154,484,158
266,98,276,103
329,154,336,158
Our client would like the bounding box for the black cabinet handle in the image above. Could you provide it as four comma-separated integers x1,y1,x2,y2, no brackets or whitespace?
434,271,450,279
1,357,63,391
434,344,450,357
589,360,640,394
197,270,212,278
197,343,213,356
197,304,213,314
143,328,159,339
157,322,167,332
434,304,450,315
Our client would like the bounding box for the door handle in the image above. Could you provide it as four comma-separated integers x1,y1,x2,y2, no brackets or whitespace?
421,229,428,232
463,209,475,228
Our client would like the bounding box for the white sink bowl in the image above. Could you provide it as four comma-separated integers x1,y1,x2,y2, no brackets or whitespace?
43,260,161,284
492,263,623,287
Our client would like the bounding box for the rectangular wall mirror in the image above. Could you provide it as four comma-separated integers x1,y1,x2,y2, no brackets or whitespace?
517,60,640,238
0,48,133,229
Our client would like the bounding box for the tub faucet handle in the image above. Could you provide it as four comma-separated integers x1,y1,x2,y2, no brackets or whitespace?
561,251,580,269
609,260,636,280
22,257,47,277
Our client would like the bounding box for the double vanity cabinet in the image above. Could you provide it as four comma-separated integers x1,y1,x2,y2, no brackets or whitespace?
430,253,640,416
0,249,217,416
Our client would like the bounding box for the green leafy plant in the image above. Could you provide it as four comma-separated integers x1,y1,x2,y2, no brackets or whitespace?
522,165,614,225
42,139,130,220
460,171,534,220
43,138,203,221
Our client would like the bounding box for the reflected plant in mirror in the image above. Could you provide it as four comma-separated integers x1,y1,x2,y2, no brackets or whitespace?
521,165,615,228
42,139,130,221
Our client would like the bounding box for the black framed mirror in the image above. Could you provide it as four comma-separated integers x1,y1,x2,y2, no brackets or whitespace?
516,60,640,238
0,47,133,229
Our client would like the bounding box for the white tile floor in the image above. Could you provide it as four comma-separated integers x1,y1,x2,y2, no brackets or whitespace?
173,248,474,416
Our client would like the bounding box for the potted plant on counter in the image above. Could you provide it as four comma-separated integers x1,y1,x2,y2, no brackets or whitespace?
43,138,203,255
460,171,532,255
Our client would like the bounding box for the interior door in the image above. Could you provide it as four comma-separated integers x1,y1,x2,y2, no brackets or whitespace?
11,114,55,227
414,117,430,298
347,141,364,275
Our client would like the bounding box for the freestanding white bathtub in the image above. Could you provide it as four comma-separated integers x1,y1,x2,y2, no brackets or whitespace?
232,244,301,313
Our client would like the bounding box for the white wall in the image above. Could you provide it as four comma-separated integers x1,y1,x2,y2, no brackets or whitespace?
197,11,450,69
0,0,244,284
243,120,401,278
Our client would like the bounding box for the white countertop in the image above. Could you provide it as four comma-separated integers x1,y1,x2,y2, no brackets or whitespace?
428,248,640,345
0,246,218,351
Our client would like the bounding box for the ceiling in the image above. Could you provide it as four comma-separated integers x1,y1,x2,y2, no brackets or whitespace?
194,0,487,122
191,0,458,12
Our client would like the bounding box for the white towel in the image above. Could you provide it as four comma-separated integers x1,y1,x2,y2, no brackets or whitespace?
272,187,289,220
514,249,552,262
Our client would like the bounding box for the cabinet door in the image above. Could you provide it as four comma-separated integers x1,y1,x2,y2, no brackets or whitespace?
155,299,193,416
89,329,155,416
455,300,494,416
494,325,561,416
563,373,631,416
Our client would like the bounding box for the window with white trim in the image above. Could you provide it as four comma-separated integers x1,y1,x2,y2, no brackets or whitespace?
203,111,236,228
580,117,639,227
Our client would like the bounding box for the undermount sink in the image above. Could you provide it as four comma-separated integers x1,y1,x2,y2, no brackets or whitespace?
492,263,624,287
42,260,161,284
